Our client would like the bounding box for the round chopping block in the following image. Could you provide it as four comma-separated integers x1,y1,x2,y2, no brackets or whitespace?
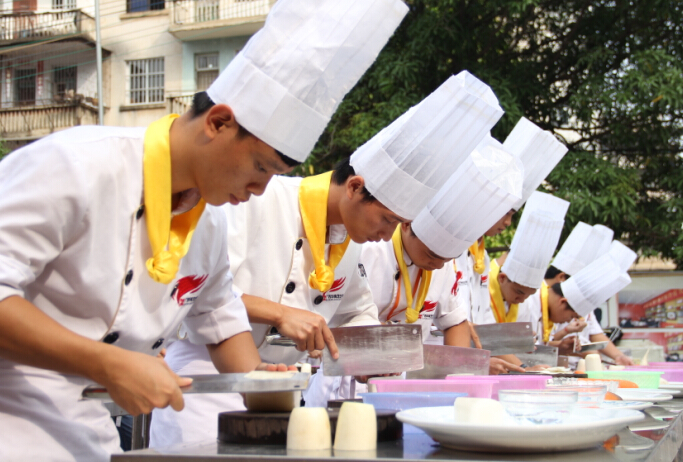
218,408,402,445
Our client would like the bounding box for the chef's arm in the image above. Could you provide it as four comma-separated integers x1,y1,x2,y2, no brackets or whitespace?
590,333,634,365
443,321,471,348
0,295,191,415
206,331,286,373
241,294,339,359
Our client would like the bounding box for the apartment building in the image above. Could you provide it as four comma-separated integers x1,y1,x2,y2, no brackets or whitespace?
0,0,275,149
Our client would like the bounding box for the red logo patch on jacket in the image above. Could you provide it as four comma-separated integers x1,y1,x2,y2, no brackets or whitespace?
451,271,463,295
419,300,437,319
481,274,489,286
322,277,346,301
172,274,208,306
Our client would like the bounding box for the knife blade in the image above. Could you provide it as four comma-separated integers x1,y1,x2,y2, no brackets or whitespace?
81,371,311,400
473,322,535,355
516,344,558,367
578,340,608,353
406,344,490,379
322,324,423,376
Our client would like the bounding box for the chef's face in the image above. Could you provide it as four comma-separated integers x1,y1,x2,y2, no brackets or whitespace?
549,290,579,323
498,272,536,304
401,223,451,271
339,176,408,243
485,209,515,237
194,105,294,206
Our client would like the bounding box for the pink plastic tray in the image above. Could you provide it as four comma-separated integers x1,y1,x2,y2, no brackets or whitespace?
447,375,550,399
371,379,496,398
650,362,683,369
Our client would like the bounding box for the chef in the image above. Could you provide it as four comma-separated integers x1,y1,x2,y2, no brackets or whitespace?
544,249,635,363
550,240,637,365
361,134,523,348
0,0,406,459
456,119,568,372
150,71,504,446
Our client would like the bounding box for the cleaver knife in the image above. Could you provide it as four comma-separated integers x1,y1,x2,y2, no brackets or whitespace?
82,371,310,400
472,322,535,355
322,324,423,376
406,344,490,379
516,344,558,367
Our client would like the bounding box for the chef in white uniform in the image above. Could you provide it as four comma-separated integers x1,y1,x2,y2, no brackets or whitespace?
150,70,505,445
362,134,523,347
550,240,637,365
457,119,568,373
0,0,406,459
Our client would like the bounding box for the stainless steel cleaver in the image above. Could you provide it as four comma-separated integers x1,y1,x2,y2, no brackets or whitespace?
472,322,535,355
322,324,423,376
406,344,490,379
81,371,311,399
516,344,559,367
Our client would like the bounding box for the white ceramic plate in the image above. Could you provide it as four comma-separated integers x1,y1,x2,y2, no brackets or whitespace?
615,389,673,402
660,381,683,390
396,406,644,453
658,387,683,397
599,400,653,411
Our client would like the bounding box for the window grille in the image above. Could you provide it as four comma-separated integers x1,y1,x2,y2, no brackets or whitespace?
128,58,164,104
53,66,77,101
195,53,219,91
15,69,36,105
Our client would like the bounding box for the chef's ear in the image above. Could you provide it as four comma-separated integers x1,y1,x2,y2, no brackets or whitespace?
345,175,365,199
204,104,239,139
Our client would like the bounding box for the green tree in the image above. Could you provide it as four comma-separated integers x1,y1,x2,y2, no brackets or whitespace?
0,139,9,161
304,0,683,267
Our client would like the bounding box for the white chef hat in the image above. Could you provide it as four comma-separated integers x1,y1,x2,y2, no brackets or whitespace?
501,192,569,289
350,71,504,220
412,135,523,258
608,240,637,272
503,118,569,210
561,254,632,317
551,223,614,276
206,0,408,162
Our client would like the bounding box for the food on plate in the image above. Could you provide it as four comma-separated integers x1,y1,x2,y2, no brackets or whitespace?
604,392,622,401
286,407,331,450
576,359,586,373
578,378,639,389
585,354,602,372
454,397,507,425
244,391,301,412
333,402,377,451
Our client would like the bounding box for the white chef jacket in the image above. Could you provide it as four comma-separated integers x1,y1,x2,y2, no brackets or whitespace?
151,175,379,448
0,126,250,462
360,239,468,342
454,248,496,325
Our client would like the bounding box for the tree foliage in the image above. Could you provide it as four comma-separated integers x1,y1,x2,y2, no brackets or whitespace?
301,0,683,267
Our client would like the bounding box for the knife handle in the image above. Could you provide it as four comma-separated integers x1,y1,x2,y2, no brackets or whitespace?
265,334,297,347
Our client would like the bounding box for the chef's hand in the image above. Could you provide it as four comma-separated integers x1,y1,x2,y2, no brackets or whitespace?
524,364,551,372
615,354,635,366
99,349,192,416
257,363,299,372
276,306,339,359
489,358,525,375
556,336,577,356
565,318,587,334
468,322,483,349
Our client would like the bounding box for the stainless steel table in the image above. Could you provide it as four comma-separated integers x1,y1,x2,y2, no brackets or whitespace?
113,405,683,462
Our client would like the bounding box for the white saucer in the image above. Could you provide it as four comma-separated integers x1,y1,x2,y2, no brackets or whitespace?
615,388,673,402
396,406,644,453
599,400,653,411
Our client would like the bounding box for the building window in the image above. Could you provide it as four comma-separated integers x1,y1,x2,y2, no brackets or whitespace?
52,0,76,9
15,69,36,105
128,58,164,104
53,66,76,101
127,0,164,13
195,0,218,22
195,53,218,91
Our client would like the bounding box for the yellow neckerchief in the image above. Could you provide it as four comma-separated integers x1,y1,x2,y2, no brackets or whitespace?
488,259,518,323
469,238,486,274
540,282,553,343
298,171,351,292
391,225,432,323
144,114,206,284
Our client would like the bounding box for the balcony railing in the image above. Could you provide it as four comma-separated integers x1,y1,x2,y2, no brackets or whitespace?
0,9,95,44
167,93,194,115
0,99,98,140
172,0,273,28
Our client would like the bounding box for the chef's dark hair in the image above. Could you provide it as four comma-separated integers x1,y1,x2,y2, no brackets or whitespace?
545,265,567,279
550,282,575,311
190,91,299,168
331,157,376,203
